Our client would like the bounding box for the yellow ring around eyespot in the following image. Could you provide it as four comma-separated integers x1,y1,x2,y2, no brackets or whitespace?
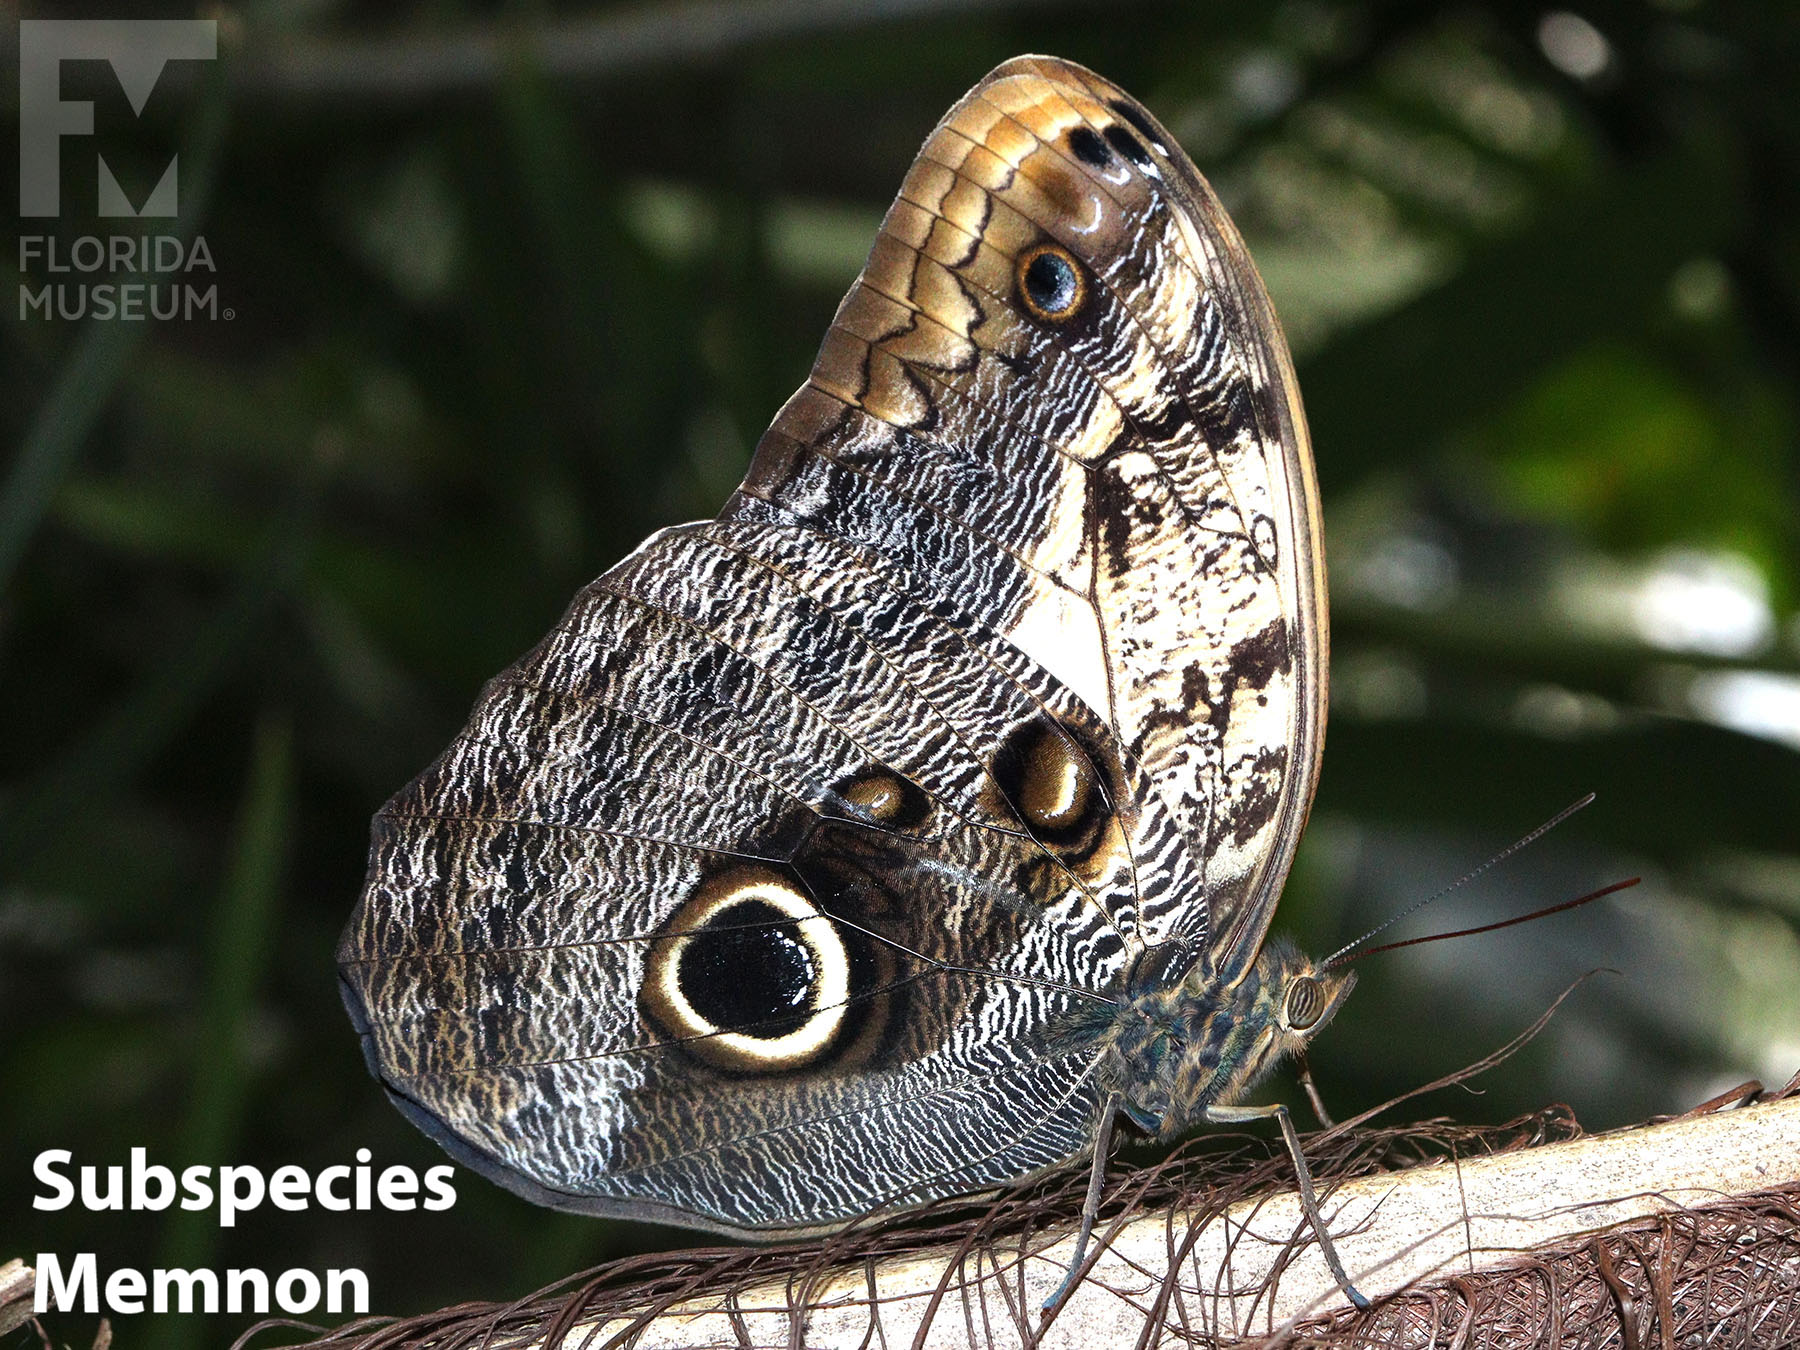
1015,242,1087,323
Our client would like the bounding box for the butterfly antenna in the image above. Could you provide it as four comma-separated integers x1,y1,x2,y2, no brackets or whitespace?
1322,793,1596,969
1337,877,1639,965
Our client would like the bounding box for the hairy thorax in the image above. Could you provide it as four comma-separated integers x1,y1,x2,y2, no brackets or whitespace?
1097,937,1355,1140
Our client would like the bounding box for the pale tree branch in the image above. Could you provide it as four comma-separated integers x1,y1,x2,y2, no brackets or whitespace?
220,1089,1800,1350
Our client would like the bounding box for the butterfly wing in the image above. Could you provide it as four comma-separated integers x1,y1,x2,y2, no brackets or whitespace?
344,518,1131,1232
752,54,1328,976
338,54,1324,1233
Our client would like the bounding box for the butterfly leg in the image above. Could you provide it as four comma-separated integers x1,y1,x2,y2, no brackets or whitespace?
1204,1102,1370,1310
1294,1051,1335,1127
1041,1089,1123,1314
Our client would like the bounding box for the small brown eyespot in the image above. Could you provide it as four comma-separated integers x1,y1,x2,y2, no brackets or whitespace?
1017,728,1095,834
838,769,928,828
988,717,1110,862
1015,243,1086,323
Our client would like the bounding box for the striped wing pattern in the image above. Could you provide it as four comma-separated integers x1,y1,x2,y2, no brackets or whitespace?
338,55,1325,1233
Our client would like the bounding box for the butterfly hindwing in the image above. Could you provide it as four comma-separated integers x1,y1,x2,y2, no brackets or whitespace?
345,520,1119,1230
339,54,1324,1232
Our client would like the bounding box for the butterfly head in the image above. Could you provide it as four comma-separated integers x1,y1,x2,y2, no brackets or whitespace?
1257,935,1356,1057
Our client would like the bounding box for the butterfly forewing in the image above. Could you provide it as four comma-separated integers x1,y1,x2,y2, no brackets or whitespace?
749,57,1324,964
339,55,1325,1234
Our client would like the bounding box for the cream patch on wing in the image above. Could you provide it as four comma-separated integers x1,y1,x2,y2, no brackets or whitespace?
1004,584,1111,722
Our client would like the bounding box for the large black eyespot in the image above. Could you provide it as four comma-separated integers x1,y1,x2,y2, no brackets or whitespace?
1016,243,1086,323
677,899,815,1036
642,868,849,1069
1285,974,1325,1030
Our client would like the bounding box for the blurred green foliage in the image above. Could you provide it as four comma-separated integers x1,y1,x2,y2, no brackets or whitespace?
4,0,1798,1346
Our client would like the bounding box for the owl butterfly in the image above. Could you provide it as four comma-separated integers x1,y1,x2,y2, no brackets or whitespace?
340,54,1367,1309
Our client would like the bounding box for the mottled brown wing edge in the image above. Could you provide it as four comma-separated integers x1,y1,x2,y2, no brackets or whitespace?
1028,55,1328,977
341,997,904,1237
1203,199,1326,981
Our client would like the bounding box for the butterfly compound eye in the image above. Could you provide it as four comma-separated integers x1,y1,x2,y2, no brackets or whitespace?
1285,974,1325,1030
1016,243,1086,322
